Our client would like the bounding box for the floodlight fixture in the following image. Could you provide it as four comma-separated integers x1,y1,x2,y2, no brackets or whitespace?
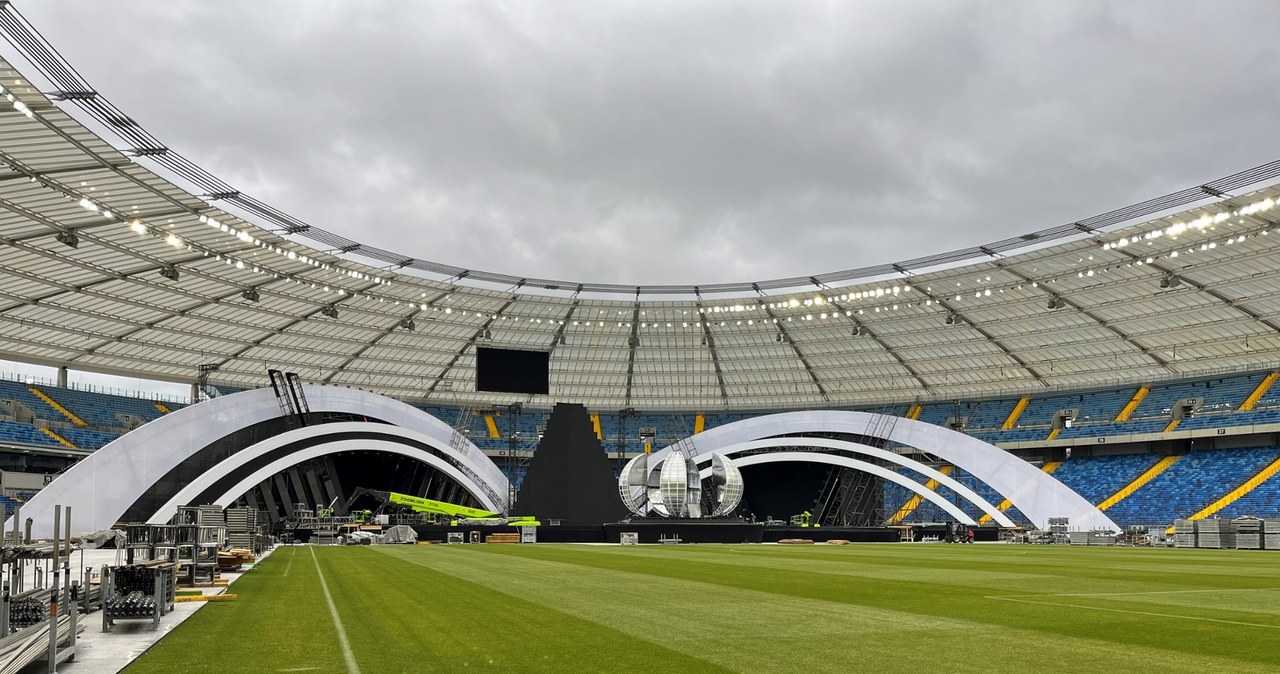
241,288,260,303
159,265,180,281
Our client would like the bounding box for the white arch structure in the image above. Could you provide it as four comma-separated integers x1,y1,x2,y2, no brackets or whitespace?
698,451,979,525
8,387,509,537
688,438,1015,527
147,423,502,524
655,410,1118,531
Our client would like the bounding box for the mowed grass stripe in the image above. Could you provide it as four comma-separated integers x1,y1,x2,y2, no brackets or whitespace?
127,547,346,673
575,544,1280,600
309,546,726,673
376,545,1010,674
377,545,1278,673
669,543,1280,584
445,544,1280,669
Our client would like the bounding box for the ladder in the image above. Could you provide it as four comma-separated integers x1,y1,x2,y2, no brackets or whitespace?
267,370,299,430
454,404,476,436
865,412,900,449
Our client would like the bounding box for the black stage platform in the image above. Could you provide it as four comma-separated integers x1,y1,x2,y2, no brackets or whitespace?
410,522,996,544
603,521,765,544
762,526,900,543
413,524,609,543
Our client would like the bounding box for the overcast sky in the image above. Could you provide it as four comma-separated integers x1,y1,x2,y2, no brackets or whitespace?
13,1,1280,287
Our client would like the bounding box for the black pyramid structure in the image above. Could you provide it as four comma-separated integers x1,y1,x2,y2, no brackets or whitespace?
514,403,629,525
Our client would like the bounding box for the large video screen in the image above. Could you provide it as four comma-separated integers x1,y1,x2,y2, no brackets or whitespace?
475,346,550,395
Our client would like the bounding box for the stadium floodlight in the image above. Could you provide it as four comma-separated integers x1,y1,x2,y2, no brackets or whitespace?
1047,296,1066,310
241,288,260,303
1160,275,1183,289
481,328,493,340
944,314,960,326
321,306,339,319
628,335,640,348
399,318,416,331
851,325,864,337
55,231,79,249
159,265,180,281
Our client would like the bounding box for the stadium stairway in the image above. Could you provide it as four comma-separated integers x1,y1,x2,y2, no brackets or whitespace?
1174,455,1280,528
1114,386,1149,422
38,427,76,449
905,404,922,420
154,401,173,415
28,386,87,427
1239,372,1280,412
0,420,64,448
1105,447,1279,527
1095,455,1182,512
886,465,952,524
1051,453,1159,506
977,461,1061,525
1001,397,1029,430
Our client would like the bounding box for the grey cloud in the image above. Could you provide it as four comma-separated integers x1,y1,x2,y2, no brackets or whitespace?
17,0,1280,286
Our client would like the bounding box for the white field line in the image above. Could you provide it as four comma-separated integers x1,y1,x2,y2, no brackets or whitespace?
985,595,1280,630
284,557,294,577
310,547,362,674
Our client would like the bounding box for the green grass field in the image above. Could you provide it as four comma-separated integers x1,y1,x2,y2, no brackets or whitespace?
126,543,1280,673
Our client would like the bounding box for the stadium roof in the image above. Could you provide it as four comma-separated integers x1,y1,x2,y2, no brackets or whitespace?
3,7,1280,410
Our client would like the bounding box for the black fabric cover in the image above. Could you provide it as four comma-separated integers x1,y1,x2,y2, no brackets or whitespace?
515,403,628,525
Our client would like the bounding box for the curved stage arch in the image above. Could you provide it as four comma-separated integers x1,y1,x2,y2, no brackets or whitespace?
688,438,1015,528
696,451,978,525
147,423,503,524
8,387,509,537
655,410,1118,531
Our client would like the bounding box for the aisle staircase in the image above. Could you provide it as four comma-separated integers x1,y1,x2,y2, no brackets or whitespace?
978,460,1061,525
905,404,922,421
38,427,76,449
483,414,501,439
1176,456,1280,527
1095,455,1181,512
1046,428,1061,441
1162,418,1181,433
1002,397,1030,430
1239,372,1280,412
693,413,705,434
154,401,173,415
1115,386,1150,422
886,465,953,524
589,413,602,440
28,386,87,427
